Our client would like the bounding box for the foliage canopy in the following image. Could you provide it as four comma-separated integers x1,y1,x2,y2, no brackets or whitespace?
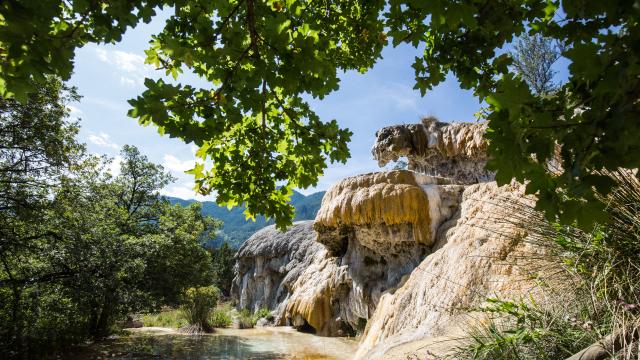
1,0,639,228
0,78,222,353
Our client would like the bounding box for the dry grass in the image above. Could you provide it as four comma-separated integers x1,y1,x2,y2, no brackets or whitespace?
455,170,640,359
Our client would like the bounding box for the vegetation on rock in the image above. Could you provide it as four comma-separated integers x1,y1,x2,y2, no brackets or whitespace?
457,171,640,359
236,308,272,329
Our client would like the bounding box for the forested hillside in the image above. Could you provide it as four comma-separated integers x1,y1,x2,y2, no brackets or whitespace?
168,191,325,248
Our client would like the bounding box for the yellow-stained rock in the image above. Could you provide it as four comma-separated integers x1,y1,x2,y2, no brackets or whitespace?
314,170,433,245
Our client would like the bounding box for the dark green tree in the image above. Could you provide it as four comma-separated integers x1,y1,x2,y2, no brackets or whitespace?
0,105,221,354
0,77,84,354
210,242,236,296
42,145,216,338
2,1,639,228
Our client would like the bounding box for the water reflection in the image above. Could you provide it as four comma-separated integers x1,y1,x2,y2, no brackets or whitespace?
66,328,356,360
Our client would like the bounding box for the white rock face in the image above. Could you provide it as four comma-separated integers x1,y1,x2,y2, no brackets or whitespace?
232,221,328,314
232,221,356,336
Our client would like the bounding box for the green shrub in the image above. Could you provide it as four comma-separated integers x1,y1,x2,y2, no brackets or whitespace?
455,298,597,360
235,307,273,329
181,286,220,332
237,309,255,329
253,307,272,321
209,309,232,328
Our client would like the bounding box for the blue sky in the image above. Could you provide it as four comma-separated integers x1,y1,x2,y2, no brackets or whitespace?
69,16,482,200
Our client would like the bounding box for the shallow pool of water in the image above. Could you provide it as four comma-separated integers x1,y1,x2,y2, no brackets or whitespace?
66,327,357,360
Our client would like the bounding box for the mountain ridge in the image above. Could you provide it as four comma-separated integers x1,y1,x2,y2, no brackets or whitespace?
167,190,325,248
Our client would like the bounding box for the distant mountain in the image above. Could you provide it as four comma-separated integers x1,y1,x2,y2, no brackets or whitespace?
167,190,325,249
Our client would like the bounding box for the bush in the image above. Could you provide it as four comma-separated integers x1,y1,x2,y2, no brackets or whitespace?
209,308,232,328
181,286,220,333
236,307,273,329
254,307,273,321
237,309,255,329
455,298,597,360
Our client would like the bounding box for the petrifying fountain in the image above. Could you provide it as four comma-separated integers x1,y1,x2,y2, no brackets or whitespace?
233,118,540,359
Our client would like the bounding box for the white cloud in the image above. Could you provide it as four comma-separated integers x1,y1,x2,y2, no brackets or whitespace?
84,97,129,113
119,77,137,87
95,48,150,86
88,132,119,150
378,83,419,111
108,155,123,177
163,154,196,173
96,48,146,72
160,183,211,201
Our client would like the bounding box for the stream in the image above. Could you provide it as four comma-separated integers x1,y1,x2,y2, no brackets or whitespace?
65,327,357,360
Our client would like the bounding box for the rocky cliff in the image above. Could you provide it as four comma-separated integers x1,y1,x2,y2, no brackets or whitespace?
233,118,538,359
232,221,352,336
355,182,536,359
232,221,326,314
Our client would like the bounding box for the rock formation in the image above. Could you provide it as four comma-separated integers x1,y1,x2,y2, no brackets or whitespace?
233,117,540,359
233,175,462,337
372,117,492,184
232,221,325,313
232,221,351,336
314,170,460,247
310,170,464,334
355,182,536,359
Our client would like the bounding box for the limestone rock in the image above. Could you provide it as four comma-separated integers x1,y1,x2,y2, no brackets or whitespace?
355,182,538,359
232,136,538,360
233,175,464,338
372,117,492,184
232,221,328,314
314,170,462,248
232,221,351,335
311,170,464,334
